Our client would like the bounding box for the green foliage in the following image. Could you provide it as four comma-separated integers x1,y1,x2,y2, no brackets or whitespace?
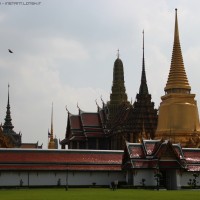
0,188,200,200
188,173,199,188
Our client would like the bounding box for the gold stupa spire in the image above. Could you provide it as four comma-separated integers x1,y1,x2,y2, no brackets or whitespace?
48,102,56,149
156,9,200,147
165,9,191,93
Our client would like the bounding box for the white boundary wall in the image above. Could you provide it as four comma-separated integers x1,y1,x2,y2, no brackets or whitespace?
0,171,125,187
133,169,157,186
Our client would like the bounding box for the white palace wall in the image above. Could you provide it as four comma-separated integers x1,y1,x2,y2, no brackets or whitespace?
0,171,125,187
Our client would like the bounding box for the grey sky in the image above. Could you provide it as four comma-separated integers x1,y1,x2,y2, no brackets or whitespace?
0,0,200,148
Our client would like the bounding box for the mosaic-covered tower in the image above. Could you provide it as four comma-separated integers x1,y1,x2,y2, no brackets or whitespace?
107,52,129,124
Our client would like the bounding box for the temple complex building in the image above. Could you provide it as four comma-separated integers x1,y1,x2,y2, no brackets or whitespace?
109,32,158,148
1,9,200,190
155,9,200,147
61,36,158,150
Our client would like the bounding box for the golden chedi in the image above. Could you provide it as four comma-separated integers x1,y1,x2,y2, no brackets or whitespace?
155,9,200,147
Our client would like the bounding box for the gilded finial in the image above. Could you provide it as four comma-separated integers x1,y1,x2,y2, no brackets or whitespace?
117,49,120,58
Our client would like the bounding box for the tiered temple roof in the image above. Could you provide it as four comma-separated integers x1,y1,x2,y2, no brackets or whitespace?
60,107,109,149
122,139,200,171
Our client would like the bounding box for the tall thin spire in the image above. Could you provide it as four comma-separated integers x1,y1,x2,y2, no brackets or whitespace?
117,49,120,58
48,102,56,149
165,9,191,93
139,30,149,94
50,102,53,140
3,84,14,132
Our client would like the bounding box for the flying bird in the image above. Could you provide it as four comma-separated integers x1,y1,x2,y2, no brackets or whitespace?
8,49,13,53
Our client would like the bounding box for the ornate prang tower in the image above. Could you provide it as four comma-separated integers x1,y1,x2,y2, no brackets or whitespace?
155,9,200,147
48,103,56,149
107,51,129,124
132,31,158,141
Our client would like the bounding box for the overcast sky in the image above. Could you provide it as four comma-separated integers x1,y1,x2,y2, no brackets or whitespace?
1,0,200,148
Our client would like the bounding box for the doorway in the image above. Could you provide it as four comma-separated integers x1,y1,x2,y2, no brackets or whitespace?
160,170,177,190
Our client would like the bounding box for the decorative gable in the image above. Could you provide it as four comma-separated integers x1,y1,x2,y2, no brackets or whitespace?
159,144,178,161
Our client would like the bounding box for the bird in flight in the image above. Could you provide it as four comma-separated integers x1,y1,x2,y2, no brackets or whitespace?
8,49,13,53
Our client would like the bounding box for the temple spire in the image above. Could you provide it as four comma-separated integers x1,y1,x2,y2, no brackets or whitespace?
139,30,149,94
155,9,200,147
110,52,128,104
165,9,191,93
3,84,14,132
48,102,56,149
108,52,129,123
50,102,53,140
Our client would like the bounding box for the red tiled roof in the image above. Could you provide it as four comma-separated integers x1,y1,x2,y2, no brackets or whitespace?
124,140,191,170
0,164,121,171
187,165,200,172
183,149,200,163
70,115,82,129
81,113,101,127
0,149,123,171
128,144,145,158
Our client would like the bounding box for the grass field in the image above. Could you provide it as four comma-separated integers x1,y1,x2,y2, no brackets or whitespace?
0,188,199,200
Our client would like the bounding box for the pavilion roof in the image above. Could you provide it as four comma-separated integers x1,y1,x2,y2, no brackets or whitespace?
122,140,200,170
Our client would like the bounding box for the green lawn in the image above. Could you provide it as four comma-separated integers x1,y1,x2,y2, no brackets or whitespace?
0,188,199,200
